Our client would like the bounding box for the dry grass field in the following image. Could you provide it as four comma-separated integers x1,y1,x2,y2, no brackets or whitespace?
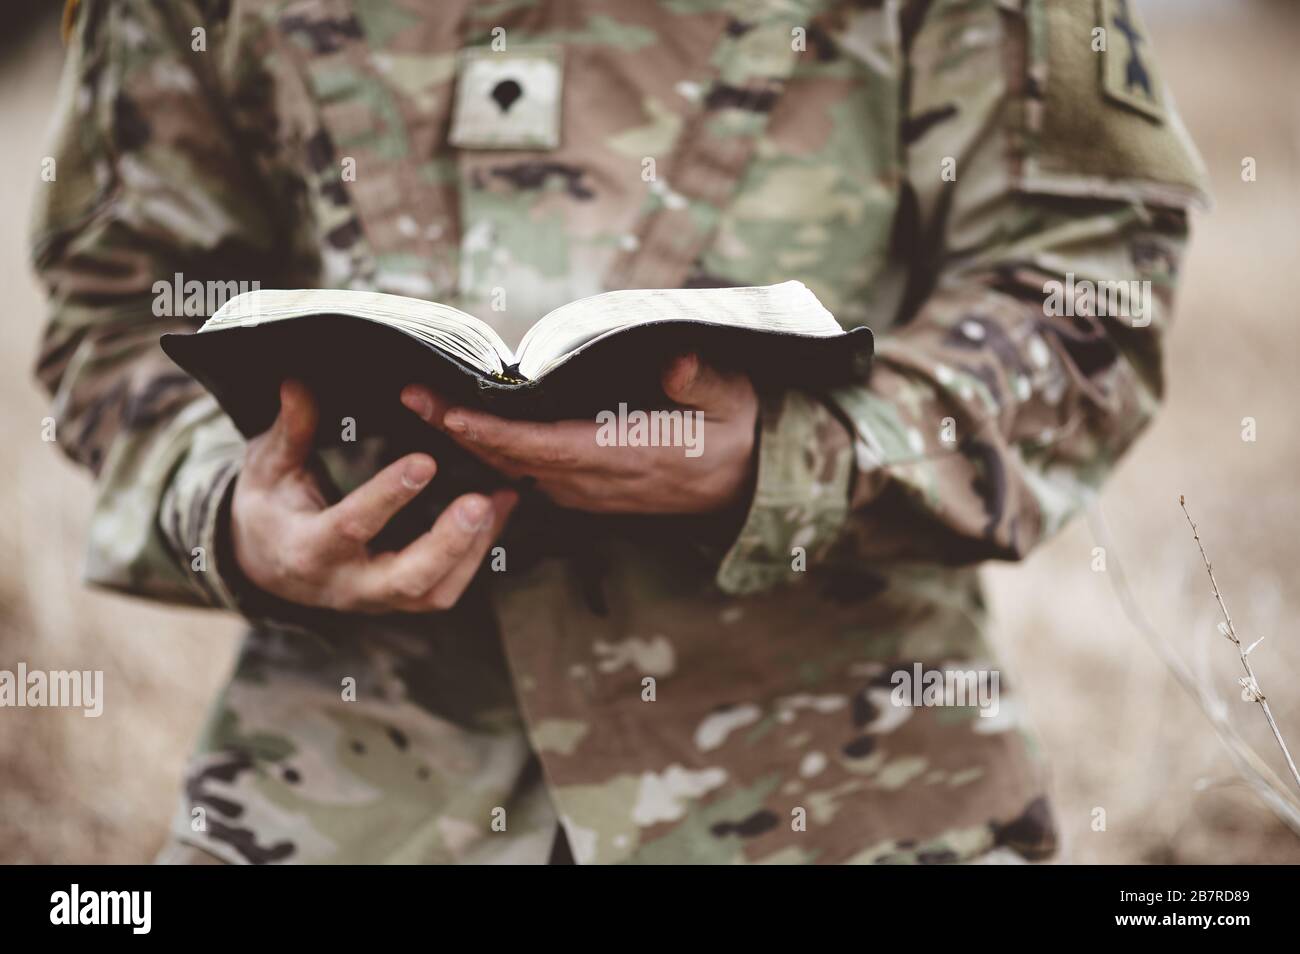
1,2,1297,863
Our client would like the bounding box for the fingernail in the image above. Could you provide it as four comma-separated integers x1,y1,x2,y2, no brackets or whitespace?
456,496,489,531
401,457,435,490
403,389,433,420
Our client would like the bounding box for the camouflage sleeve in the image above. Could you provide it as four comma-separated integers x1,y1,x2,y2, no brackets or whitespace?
717,0,1207,594
31,0,299,608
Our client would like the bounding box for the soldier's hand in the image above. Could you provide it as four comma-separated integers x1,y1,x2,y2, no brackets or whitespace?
229,380,517,613
400,353,758,515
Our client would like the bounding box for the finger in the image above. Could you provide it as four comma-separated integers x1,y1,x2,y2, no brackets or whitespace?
661,352,742,412
422,489,518,609
400,384,455,429
343,492,497,608
402,386,538,473
440,409,601,470
406,386,631,476
249,379,319,483
311,453,437,550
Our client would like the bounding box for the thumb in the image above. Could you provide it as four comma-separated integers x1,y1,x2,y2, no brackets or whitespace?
661,353,742,411
250,379,319,483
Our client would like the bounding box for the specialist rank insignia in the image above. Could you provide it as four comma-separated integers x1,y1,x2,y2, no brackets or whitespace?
449,46,564,150
1099,0,1165,122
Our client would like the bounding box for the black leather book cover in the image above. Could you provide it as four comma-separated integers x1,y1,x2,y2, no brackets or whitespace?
162,313,874,444
161,314,873,556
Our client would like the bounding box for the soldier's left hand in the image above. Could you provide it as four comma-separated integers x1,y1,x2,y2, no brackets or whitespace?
400,353,758,514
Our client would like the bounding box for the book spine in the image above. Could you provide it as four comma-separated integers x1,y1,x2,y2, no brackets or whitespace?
497,363,528,384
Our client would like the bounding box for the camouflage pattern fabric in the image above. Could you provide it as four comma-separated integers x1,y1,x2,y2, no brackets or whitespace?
32,0,1206,864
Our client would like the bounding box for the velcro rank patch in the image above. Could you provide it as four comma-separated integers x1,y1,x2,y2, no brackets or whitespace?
449,46,563,151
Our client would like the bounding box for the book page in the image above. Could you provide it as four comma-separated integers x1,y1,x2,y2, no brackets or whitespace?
202,289,517,375
514,281,840,380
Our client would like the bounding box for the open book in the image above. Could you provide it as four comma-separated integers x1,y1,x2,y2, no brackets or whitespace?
162,281,872,439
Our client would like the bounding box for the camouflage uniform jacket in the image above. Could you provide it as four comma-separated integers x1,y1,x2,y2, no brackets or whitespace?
33,0,1207,863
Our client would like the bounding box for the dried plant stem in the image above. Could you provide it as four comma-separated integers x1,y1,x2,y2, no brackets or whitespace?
1179,496,1300,792
1088,506,1300,835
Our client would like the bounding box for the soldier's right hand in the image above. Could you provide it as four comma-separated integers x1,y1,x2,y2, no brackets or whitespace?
228,380,517,613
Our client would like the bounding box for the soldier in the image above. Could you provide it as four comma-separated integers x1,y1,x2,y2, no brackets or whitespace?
33,0,1207,864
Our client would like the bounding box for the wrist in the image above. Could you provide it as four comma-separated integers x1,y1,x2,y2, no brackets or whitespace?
714,388,854,595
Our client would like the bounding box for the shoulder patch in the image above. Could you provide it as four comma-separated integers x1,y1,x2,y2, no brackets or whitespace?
1099,0,1163,121
1012,0,1210,210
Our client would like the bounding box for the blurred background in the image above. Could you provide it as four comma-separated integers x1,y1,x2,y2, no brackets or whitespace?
1,0,1297,864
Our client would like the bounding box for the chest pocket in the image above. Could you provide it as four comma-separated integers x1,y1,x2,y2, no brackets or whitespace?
692,1,905,329
271,0,463,298
602,0,839,295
